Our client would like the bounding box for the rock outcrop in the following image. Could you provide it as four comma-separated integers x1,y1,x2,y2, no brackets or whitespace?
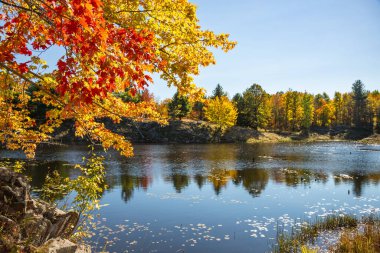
52,119,261,144
50,119,374,145
53,119,225,144
0,167,87,252
37,238,91,253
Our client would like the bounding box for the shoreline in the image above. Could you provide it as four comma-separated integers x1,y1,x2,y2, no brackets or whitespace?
48,119,379,146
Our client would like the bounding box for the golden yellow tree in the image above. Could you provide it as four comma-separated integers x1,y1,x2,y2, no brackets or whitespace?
284,90,303,130
103,0,236,98
269,92,286,130
368,91,380,133
204,96,237,129
315,99,335,127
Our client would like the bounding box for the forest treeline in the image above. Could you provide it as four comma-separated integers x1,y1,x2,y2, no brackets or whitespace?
143,80,379,134
30,80,379,134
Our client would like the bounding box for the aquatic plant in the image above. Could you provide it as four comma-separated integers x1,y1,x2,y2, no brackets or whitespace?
335,217,380,253
273,215,358,253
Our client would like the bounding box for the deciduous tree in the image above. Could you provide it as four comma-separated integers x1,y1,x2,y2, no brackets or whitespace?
270,92,286,130
315,97,335,127
368,91,380,133
0,0,236,158
333,92,343,126
203,96,237,130
301,93,314,133
284,90,303,131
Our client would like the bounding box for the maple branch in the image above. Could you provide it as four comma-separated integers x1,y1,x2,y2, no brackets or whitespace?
114,9,154,14
0,0,53,25
112,7,193,14
159,39,207,51
0,62,67,111
33,0,74,21
0,0,32,12
93,100,146,138
0,63,110,146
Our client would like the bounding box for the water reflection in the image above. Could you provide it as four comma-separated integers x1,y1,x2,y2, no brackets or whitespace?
164,173,190,193
271,168,328,187
109,143,380,200
2,143,380,201
2,143,380,253
114,166,380,202
0,159,73,190
194,174,206,189
333,172,380,197
120,173,151,202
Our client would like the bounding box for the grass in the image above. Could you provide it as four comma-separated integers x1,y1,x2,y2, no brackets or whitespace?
300,245,318,253
273,215,380,253
360,134,380,144
273,215,358,253
335,217,380,253
246,132,292,144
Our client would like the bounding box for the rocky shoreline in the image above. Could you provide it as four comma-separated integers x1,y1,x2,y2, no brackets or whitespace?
51,119,377,145
0,167,90,253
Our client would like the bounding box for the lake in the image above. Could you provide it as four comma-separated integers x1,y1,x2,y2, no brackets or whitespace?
2,142,380,252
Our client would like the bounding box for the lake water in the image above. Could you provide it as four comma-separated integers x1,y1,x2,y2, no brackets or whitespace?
2,142,380,252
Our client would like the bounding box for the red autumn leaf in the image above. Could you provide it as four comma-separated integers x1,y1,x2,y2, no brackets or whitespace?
57,60,67,71
18,62,28,74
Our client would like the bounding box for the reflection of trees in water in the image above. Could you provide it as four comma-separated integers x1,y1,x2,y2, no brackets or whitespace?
161,146,192,193
119,166,380,201
207,169,238,195
271,169,328,187
122,144,380,199
201,145,239,163
24,160,72,190
28,156,380,202
333,172,380,197
164,168,268,197
352,175,366,197
194,174,206,189
233,169,269,197
161,144,240,171
120,173,152,202
161,162,190,193
31,143,377,201
368,173,380,185
165,174,190,193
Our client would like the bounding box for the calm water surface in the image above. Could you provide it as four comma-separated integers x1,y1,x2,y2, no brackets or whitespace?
2,142,380,252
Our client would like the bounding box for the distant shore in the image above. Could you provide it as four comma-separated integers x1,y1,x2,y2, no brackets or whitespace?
50,119,379,145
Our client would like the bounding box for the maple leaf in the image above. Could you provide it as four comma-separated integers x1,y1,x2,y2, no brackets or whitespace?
17,63,29,74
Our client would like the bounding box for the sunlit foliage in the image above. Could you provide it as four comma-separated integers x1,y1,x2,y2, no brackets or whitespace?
0,0,236,158
230,80,377,133
203,96,237,130
236,84,270,130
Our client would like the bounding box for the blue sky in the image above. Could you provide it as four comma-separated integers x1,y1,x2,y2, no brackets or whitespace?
151,0,380,100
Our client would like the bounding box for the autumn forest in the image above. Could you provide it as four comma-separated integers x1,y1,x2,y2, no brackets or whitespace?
138,80,379,134
1,0,380,252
